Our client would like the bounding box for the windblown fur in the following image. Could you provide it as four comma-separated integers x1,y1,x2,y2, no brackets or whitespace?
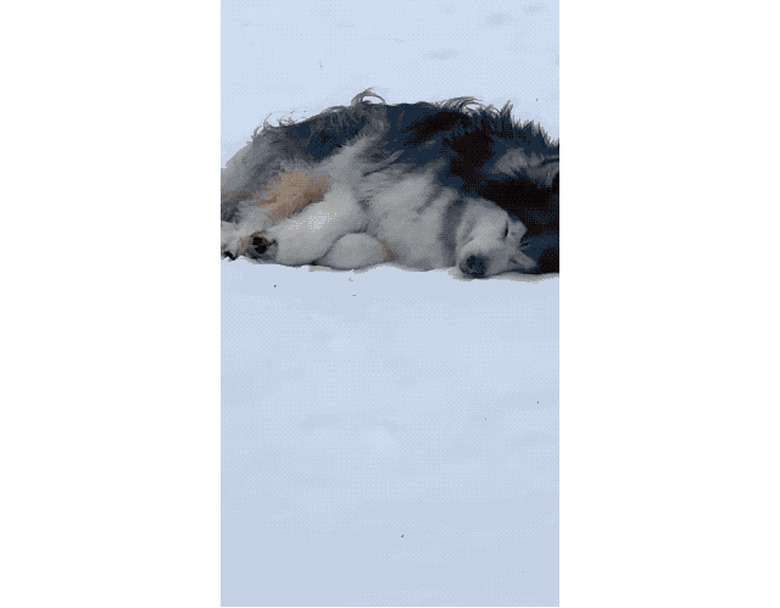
222,90,559,277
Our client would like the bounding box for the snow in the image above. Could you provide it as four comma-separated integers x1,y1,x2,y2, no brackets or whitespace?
222,260,558,605
221,0,560,600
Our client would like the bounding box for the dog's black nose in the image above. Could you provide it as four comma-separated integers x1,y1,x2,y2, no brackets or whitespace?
463,255,487,278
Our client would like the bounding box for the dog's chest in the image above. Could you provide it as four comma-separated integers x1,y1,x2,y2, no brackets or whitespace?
363,173,457,268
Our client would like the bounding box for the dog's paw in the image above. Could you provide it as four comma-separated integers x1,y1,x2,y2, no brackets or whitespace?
237,231,277,261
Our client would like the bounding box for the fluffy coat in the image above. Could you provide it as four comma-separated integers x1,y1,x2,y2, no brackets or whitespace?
221,90,559,278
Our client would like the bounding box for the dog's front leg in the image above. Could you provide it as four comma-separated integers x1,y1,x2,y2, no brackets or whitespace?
264,188,367,266
316,233,394,269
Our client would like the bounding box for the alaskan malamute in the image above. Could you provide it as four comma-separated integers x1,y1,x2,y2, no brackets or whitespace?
221,90,559,278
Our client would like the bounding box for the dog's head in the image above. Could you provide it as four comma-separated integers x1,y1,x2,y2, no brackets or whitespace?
455,200,536,278
475,147,559,274
394,99,560,274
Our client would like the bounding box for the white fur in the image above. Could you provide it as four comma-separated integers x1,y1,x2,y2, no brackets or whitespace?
224,136,537,277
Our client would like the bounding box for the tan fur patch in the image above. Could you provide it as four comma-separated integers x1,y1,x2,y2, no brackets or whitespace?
249,171,329,222
377,238,396,261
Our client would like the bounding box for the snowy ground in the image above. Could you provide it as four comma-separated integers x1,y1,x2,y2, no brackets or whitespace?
222,260,559,606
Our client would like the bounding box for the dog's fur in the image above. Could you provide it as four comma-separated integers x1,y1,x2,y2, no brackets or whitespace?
221,90,559,278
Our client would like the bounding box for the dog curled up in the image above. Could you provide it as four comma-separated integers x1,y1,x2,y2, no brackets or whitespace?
221,89,559,278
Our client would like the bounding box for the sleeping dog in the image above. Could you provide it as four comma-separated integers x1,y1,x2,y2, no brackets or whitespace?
221,90,559,278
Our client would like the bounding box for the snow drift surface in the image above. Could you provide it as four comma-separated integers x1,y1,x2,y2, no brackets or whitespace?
222,261,559,606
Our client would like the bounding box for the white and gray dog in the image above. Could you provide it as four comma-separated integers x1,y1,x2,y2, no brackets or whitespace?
221,90,559,278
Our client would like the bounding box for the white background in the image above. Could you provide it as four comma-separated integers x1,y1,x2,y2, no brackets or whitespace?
2,1,779,607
